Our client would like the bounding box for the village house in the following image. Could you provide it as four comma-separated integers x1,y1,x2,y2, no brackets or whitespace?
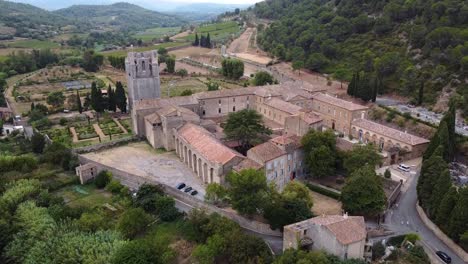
283,214,372,261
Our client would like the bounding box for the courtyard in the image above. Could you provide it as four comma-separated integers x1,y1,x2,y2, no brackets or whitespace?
82,142,206,199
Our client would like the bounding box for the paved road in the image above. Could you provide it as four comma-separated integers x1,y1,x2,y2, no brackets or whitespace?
385,170,464,264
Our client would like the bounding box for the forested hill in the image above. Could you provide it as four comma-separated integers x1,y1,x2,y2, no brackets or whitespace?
54,2,185,30
0,0,75,39
254,0,468,105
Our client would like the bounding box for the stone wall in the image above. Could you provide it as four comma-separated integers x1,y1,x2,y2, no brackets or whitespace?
78,155,282,237
73,136,139,154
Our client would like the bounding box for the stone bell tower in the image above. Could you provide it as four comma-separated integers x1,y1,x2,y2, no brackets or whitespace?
125,50,161,111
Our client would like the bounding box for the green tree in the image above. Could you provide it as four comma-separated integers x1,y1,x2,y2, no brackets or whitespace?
90,81,105,113
76,90,83,114
292,60,304,75
31,132,46,154
221,58,244,79
77,211,109,232
46,91,65,109
435,187,458,231
226,169,268,216
205,183,228,204
343,145,381,174
224,109,271,152
165,56,175,73
117,208,152,239
301,130,336,178
180,89,193,96
107,85,116,112
384,168,391,179
115,81,127,113
112,240,154,264
206,81,219,91
176,68,188,78
193,33,199,46
154,196,180,221
341,166,386,216
94,171,112,189
253,71,274,86
82,50,104,72
418,147,447,211
447,187,468,242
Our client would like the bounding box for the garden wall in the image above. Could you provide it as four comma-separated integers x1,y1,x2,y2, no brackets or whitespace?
73,136,139,154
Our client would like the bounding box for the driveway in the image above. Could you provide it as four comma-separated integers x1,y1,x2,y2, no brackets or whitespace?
384,169,465,264
82,142,206,199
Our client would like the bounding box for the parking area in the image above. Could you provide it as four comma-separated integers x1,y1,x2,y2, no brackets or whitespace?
376,158,422,183
82,142,206,199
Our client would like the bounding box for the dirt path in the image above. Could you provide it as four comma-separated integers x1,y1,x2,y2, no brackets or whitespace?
69,127,79,143
93,123,106,141
170,30,190,41
113,118,128,134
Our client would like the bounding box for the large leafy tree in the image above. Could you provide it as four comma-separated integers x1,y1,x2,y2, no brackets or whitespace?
301,130,336,178
224,109,271,152
226,169,268,216
343,144,381,174
341,166,386,216
46,91,65,109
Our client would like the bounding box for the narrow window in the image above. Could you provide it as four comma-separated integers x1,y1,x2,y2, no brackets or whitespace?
218,108,221,113
233,106,236,112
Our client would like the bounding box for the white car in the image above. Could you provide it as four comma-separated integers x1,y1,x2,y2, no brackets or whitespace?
397,164,410,172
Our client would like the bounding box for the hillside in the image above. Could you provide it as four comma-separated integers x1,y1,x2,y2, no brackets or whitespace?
54,2,185,31
0,0,75,39
254,0,468,106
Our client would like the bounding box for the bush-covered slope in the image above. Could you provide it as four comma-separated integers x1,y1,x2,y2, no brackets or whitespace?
54,2,185,30
254,0,468,104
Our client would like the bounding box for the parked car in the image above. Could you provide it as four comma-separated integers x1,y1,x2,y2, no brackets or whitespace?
397,164,410,172
184,187,192,193
176,183,186,190
190,190,198,196
435,251,451,264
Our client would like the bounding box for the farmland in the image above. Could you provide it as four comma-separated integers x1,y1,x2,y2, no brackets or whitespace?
133,27,181,43
7,39,60,49
101,41,190,57
182,21,242,42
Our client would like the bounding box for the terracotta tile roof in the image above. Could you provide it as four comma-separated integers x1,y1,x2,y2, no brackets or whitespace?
144,113,161,124
300,112,322,124
0,107,12,113
352,118,430,146
232,158,263,172
196,87,256,100
271,134,301,147
248,141,286,163
287,215,366,245
177,123,244,165
312,93,368,111
264,98,302,115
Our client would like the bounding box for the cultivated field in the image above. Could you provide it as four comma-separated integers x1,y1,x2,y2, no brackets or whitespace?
101,41,190,57
182,21,242,42
133,27,181,42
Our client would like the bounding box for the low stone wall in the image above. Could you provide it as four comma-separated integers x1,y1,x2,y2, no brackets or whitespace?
78,156,282,237
73,136,139,154
166,44,192,52
416,202,468,262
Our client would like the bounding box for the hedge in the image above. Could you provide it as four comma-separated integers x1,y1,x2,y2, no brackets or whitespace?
305,183,341,200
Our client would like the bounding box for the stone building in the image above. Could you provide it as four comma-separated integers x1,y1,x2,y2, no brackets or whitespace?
311,93,368,136
351,118,429,164
125,50,161,111
247,134,304,190
76,163,99,184
283,214,371,261
173,123,245,184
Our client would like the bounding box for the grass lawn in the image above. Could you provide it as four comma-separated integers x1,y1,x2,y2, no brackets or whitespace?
56,184,113,208
7,39,60,49
161,77,208,97
134,27,181,43
184,21,241,42
101,42,190,57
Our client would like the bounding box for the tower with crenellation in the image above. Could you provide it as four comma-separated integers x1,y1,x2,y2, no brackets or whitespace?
125,50,161,111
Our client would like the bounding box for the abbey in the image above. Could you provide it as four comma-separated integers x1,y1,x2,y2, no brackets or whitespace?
127,51,429,189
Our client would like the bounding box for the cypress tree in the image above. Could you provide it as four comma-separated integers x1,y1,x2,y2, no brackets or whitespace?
206,33,211,48
90,81,104,113
428,169,451,217
194,33,199,46
347,73,356,96
418,80,424,105
76,90,82,114
447,188,468,242
115,81,127,113
435,187,458,231
417,146,446,210
107,84,116,112
31,102,35,111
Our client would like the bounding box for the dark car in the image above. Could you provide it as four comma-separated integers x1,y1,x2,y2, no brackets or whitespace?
184,187,192,193
436,251,451,264
176,183,186,190
190,190,198,196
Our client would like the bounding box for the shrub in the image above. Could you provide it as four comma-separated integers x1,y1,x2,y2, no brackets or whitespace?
59,118,67,126
405,233,421,243
305,183,341,200
117,208,152,238
387,234,406,246
384,169,391,179
94,171,112,189
372,241,385,260
105,179,124,194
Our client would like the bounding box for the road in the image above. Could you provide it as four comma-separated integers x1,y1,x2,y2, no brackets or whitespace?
385,170,465,264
